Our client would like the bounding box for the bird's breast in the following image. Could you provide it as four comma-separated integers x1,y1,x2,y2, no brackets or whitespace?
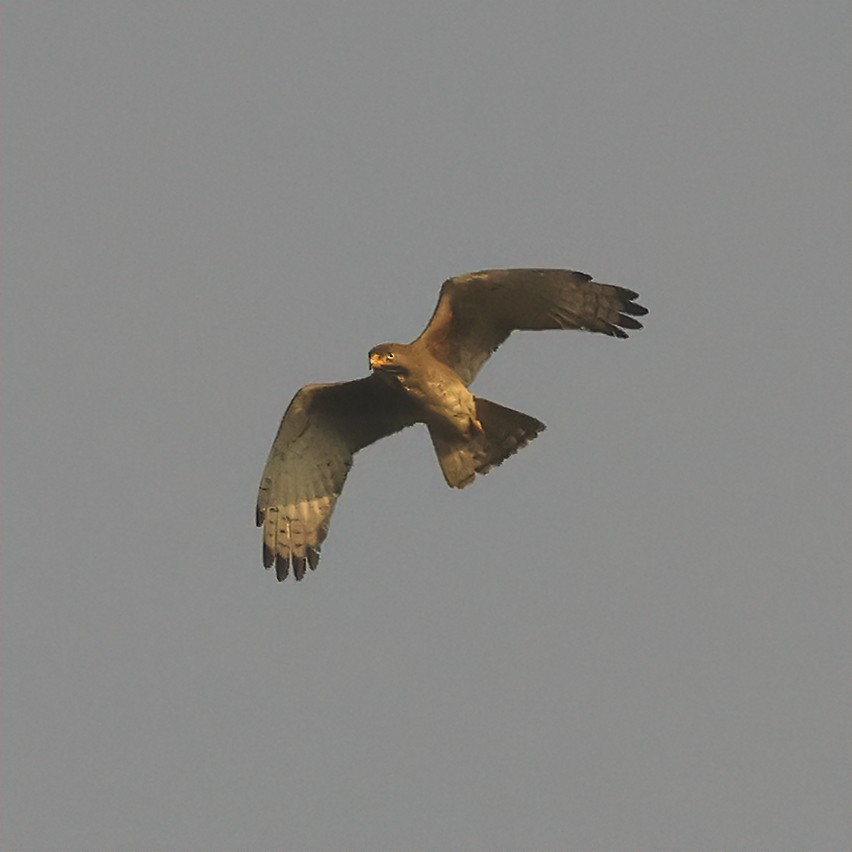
403,374,478,435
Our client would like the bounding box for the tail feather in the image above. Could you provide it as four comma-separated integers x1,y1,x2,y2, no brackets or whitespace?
428,398,546,488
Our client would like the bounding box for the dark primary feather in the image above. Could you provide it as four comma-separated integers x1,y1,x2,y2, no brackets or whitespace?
416,268,647,385
256,375,419,579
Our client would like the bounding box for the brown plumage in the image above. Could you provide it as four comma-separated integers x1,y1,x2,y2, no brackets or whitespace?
256,268,647,581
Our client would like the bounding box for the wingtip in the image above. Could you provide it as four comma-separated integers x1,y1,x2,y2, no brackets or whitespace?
292,555,307,581
307,547,320,571
275,552,289,581
621,292,648,317
617,314,644,332
612,296,647,338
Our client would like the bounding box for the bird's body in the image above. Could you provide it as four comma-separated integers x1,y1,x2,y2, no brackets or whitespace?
257,268,647,581
369,342,482,438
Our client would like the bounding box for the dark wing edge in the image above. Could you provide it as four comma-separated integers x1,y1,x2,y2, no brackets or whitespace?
415,268,648,384
256,375,418,581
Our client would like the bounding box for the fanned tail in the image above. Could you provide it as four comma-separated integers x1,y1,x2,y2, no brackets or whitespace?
428,397,546,489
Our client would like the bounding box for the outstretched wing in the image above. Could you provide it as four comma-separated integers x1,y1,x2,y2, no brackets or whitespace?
415,269,648,385
256,375,419,581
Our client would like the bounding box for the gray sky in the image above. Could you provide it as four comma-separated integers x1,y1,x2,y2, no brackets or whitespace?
2,3,850,850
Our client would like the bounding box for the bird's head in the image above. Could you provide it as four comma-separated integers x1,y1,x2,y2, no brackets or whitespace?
369,343,411,376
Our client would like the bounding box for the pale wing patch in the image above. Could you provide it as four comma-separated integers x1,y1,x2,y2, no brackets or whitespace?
451,271,490,285
257,406,354,581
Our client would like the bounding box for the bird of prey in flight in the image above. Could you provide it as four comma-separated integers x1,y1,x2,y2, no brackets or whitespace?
257,268,647,581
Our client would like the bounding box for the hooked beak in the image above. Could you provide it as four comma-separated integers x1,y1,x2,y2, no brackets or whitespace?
369,352,386,370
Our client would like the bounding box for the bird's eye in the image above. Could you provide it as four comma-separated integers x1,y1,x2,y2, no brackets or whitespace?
386,352,395,360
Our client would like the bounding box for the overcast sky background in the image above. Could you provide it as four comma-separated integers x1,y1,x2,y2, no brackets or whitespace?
2,3,850,850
